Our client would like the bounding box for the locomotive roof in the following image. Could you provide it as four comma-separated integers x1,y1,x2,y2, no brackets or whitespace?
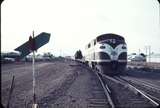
96,33,125,42
85,33,125,49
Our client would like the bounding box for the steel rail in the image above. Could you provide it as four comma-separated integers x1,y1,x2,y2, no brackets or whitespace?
121,77,160,91
145,92,160,103
117,76,160,107
96,71,159,107
94,71,115,108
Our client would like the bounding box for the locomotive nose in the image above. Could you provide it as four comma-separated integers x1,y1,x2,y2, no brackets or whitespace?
111,60,118,69
111,51,117,56
111,51,118,61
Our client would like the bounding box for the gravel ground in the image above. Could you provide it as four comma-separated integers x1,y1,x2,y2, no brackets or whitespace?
1,59,78,108
1,59,109,108
121,76,160,102
3,59,159,108
103,76,154,108
46,63,109,108
121,68,160,104
124,68,160,86
51,64,93,108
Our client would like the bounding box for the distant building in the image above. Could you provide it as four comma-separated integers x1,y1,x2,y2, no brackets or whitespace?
1,51,21,63
65,56,71,59
128,53,160,63
128,53,146,62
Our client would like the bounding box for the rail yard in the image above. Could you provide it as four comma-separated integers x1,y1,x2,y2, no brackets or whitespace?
2,0,160,108
1,58,160,108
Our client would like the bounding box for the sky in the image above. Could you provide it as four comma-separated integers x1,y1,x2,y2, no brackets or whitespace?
1,0,160,56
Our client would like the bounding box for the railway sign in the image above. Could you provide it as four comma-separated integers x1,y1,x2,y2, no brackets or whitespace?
15,32,51,59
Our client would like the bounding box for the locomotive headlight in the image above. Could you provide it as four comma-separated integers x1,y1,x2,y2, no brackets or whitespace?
111,51,117,56
100,46,105,49
122,45,126,49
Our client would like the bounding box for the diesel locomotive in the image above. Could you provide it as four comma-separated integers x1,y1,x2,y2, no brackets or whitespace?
84,33,127,75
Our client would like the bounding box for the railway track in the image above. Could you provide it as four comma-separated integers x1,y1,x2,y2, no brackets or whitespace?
87,70,110,108
120,76,160,92
120,76,160,105
94,70,159,108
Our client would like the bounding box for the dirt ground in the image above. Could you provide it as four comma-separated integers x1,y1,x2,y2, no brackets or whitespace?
2,59,160,108
41,64,94,108
1,59,79,108
1,59,101,108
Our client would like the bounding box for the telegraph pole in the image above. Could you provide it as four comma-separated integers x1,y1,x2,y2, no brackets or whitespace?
148,45,151,62
158,0,160,27
138,49,141,54
144,46,148,60
144,45,151,62
145,46,148,62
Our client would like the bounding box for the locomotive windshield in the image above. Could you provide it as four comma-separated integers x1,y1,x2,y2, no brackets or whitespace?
100,39,125,45
97,34,126,48
97,34,125,43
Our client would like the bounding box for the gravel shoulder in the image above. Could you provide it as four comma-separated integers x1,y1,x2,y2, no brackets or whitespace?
51,64,94,108
2,59,103,108
4,60,159,108
1,59,78,108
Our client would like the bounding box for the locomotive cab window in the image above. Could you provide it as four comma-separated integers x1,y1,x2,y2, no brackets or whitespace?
94,40,96,45
88,44,91,48
122,46,126,49
100,46,105,49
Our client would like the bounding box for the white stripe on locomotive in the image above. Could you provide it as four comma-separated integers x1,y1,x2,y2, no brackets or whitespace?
84,43,127,62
